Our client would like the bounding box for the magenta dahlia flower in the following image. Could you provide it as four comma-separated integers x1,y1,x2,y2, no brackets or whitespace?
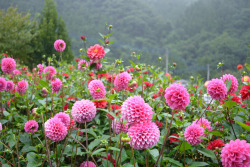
71,99,96,123
1,58,16,74
221,74,238,94
0,77,7,92
221,139,250,167
0,123,2,131
207,78,227,100
15,80,28,95
44,117,67,141
88,80,106,99
54,112,70,127
80,161,96,167
164,83,190,110
184,124,205,145
51,78,62,93
128,122,160,150
78,59,88,71
112,118,129,134
5,81,14,92
13,69,21,75
121,96,153,125
87,44,105,61
114,72,132,91
43,66,57,80
37,64,43,75
24,120,39,133
54,39,66,52
192,118,212,131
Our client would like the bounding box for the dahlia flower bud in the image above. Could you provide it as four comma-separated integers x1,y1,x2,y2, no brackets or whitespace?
32,108,40,118
80,35,86,41
128,122,160,150
42,87,48,94
121,96,153,125
158,57,162,61
44,117,67,141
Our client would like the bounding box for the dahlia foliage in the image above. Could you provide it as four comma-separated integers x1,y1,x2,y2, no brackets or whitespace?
1,26,250,167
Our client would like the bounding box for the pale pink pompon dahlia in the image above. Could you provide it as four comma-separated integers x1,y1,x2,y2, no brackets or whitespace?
80,161,96,167
54,112,70,127
24,120,39,133
44,117,67,141
5,81,14,91
184,124,205,145
114,72,132,91
15,80,28,95
0,77,6,92
221,74,238,94
112,118,129,134
192,118,212,131
51,78,62,94
121,96,153,125
54,39,66,52
87,44,105,61
71,99,97,123
221,139,250,167
207,78,227,100
43,66,57,80
128,122,160,150
78,59,88,71
164,83,190,110
88,80,106,99
1,58,16,74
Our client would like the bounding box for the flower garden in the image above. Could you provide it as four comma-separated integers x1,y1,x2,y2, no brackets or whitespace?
0,28,250,167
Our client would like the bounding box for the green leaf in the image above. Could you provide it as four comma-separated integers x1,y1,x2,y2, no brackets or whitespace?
27,152,42,167
164,157,183,167
92,148,105,156
120,149,128,163
197,148,216,159
189,162,209,167
109,147,120,152
175,141,192,152
21,145,37,153
209,130,223,137
224,100,236,109
102,159,114,167
235,121,250,132
89,139,101,151
149,149,159,162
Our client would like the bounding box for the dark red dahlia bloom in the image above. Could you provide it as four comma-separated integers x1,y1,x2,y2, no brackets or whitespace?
156,120,163,127
169,133,179,144
93,100,107,109
206,139,225,150
144,82,153,88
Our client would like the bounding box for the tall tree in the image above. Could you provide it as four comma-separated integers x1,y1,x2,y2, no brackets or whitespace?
38,0,73,62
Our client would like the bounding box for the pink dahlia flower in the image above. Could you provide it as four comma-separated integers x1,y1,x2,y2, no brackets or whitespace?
43,66,57,80
24,120,39,133
0,123,2,131
80,161,96,167
54,112,70,127
87,44,105,61
221,139,250,167
5,81,14,91
128,122,160,150
164,83,190,110
121,96,153,125
78,59,88,71
1,58,16,74
54,39,66,52
71,99,96,123
221,74,238,94
114,72,132,91
88,80,106,99
112,118,129,134
192,118,212,131
13,69,21,75
0,77,7,92
44,117,67,141
207,78,227,100
37,64,43,75
184,124,205,145
15,80,28,95
51,78,62,93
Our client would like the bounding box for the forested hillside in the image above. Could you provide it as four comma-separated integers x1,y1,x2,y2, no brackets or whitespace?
1,0,250,78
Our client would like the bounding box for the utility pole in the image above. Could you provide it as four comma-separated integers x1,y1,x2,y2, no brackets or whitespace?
207,64,210,81
165,48,169,73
